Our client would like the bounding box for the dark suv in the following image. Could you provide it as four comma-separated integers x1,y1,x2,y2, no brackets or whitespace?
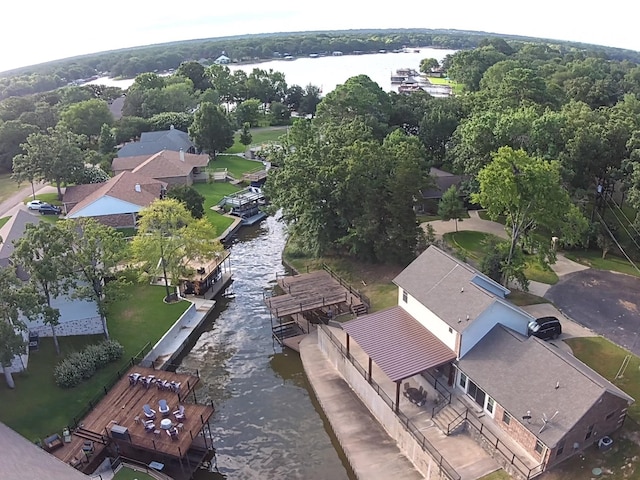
39,204,61,215
528,316,562,341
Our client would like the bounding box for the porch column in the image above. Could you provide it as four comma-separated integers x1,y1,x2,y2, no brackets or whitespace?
395,381,401,413
368,357,373,384
346,334,350,359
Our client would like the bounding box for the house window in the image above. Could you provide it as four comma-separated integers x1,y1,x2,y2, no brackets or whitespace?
502,411,511,425
557,440,565,457
402,290,408,303
606,411,615,421
585,424,594,440
535,440,545,454
448,327,453,334
486,397,495,415
458,372,467,390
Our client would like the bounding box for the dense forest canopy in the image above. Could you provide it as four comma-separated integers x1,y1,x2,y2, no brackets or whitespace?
2,28,640,100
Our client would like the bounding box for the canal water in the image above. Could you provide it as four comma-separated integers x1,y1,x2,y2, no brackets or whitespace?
177,215,356,480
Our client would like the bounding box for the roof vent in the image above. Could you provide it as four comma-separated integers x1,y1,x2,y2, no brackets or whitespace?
555,381,560,390
460,287,464,293
134,183,141,192
170,124,175,130
466,315,470,321
179,148,185,162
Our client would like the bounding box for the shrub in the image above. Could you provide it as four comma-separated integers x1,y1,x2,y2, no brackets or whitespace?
54,340,124,388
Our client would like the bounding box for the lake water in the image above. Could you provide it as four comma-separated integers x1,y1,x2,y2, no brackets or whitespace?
177,216,356,480
87,47,456,95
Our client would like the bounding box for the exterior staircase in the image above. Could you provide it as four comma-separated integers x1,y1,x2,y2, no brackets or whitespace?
433,404,466,435
351,303,368,317
74,427,108,445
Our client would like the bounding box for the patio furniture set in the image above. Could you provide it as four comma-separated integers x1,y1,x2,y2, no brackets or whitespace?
141,401,186,440
128,372,182,394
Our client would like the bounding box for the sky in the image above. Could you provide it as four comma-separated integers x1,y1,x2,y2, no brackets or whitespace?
3,0,640,73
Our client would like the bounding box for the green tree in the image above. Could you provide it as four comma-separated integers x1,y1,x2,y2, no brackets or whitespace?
131,199,223,302
177,61,210,91
148,112,193,132
13,126,85,200
12,223,74,355
98,123,116,154
58,218,129,340
472,147,584,285
438,185,465,231
167,184,206,219
299,84,322,117
0,267,40,388
0,120,39,173
188,102,234,158
60,98,113,138
240,122,252,146
268,101,291,126
235,99,262,127
419,58,440,74
113,116,150,144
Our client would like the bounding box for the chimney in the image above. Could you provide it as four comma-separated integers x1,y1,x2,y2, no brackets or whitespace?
179,149,185,162
170,124,175,130
134,183,141,193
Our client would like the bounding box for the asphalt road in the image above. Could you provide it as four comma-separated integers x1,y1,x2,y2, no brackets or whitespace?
545,269,640,356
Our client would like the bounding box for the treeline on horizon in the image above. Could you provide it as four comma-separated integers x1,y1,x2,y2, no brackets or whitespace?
2,28,640,100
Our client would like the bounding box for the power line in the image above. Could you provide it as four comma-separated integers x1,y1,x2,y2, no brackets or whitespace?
601,196,640,252
595,211,640,275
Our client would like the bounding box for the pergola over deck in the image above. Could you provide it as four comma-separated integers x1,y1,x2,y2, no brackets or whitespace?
266,269,367,318
54,366,214,472
343,306,457,411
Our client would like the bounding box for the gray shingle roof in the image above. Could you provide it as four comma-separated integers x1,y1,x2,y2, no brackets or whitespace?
0,422,89,480
0,210,42,261
393,246,509,332
116,127,194,158
458,325,633,447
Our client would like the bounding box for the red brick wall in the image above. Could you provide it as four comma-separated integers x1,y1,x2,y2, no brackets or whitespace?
493,404,546,462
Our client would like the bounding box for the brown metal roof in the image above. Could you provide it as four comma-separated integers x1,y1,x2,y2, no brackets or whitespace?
343,306,456,383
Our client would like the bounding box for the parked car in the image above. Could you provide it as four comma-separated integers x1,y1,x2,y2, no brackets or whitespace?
39,204,61,215
528,316,562,341
27,200,48,210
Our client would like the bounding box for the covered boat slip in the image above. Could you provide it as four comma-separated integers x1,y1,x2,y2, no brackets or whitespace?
265,268,369,348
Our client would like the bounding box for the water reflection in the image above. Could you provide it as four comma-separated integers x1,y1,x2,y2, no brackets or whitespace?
178,216,355,479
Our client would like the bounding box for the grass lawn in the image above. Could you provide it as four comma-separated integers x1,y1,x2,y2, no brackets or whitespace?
224,126,289,155
0,216,10,229
478,470,511,480
192,182,239,235
425,76,464,94
524,259,559,285
443,230,495,261
478,210,506,224
113,466,157,480
0,172,22,204
506,290,550,306
0,283,189,442
208,154,262,180
564,249,640,278
23,192,61,206
565,337,640,421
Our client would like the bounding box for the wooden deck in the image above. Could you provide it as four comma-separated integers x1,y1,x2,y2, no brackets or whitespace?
266,270,365,318
53,366,214,468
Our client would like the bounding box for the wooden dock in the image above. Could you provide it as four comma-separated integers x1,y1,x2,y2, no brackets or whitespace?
53,366,214,470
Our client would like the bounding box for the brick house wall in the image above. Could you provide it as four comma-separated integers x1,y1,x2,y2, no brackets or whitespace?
493,404,546,462
493,391,630,469
546,391,630,467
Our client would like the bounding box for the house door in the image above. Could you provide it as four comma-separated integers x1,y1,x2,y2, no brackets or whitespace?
467,380,486,407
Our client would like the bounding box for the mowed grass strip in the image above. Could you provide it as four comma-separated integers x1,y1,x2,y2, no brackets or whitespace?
0,283,188,441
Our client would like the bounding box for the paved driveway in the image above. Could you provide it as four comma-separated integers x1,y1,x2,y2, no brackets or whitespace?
545,269,640,356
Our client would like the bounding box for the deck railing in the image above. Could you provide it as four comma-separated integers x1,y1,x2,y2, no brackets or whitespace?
445,404,545,479
321,263,371,310
321,325,461,480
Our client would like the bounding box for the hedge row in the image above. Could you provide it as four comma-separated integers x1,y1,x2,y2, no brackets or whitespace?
54,340,124,388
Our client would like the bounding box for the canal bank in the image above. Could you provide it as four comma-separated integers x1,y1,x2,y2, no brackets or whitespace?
300,331,424,480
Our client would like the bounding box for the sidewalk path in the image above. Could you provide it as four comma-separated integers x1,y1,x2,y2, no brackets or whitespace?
423,210,589,297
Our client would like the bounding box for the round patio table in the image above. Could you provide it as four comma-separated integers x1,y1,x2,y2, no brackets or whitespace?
160,418,172,430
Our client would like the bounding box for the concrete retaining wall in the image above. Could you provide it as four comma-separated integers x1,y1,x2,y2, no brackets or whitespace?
142,303,196,366
318,327,446,479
